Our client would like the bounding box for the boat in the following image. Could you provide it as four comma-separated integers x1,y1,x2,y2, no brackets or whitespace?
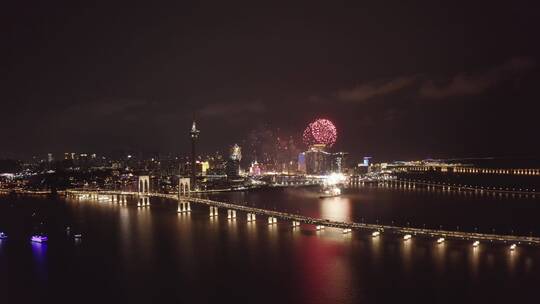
319,186,341,198
31,235,48,243
472,241,480,247
74,234,83,239
0,232,7,239
372,231,380,237
403,234,412,240
510,244,517,251
437,237,445,244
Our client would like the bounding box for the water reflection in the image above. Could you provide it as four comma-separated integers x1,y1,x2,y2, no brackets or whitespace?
32,242,48,281
371,234,381,265
434,242,446,274
246,221,258,242
320,197,351,222
118,207,133,264
507,249,518,275
469,247,480,278
525,257,533,273
402,239,413,272
227,216,239,243
297,237,354,304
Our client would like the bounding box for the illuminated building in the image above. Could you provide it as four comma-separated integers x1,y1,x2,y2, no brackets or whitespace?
305,144,331,175
331,152,349,173
298,152,306,173
226,144,241,178
200,161,210,176
249,161,262,176
189,121,200,189
363,157,371,167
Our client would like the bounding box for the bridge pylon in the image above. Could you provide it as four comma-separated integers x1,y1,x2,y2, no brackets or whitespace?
177,201,191,213
138,196,150,207
209,206,218,217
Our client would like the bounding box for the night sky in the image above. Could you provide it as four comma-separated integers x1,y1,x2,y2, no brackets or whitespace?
3,1,540,160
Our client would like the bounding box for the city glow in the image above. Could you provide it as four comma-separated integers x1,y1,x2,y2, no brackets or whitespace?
325,173,346,185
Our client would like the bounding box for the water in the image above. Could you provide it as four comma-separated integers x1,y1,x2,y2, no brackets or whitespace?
0,186,539,303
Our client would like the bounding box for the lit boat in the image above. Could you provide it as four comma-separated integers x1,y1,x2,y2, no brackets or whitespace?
472,241,480,247
0,232,7,239
74,234,83,239
31,235,48,243
319,186,341,198
510,244,517,251
437,237,445,244
403,234,412,240
372,231,380,237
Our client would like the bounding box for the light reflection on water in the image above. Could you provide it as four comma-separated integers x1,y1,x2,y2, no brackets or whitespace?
370,235,381,266
507,249,518,275
470,246,480,278
32,242,48,281
402,238,413,273
320,197,351,222
226,216,239,244
434,242,446,274
2,190,540,303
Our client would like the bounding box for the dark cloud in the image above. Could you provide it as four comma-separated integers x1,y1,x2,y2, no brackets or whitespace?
63,99,149,117
419,57,536,99
336,76,417,103
200,100,266,118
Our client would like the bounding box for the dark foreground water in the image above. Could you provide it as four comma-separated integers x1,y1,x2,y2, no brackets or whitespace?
1,185,539,304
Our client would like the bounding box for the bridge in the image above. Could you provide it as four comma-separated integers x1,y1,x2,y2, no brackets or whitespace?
389,179,537,196
65,189,540,247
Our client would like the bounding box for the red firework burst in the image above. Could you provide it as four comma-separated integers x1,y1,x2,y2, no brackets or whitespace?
302,119,337,147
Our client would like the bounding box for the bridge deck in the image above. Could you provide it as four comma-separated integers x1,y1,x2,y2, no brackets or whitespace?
66,190,540,245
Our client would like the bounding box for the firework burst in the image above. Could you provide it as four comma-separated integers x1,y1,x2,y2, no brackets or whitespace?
302,118,337,147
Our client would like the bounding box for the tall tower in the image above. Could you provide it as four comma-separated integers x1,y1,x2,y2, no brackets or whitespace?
189,121,200,190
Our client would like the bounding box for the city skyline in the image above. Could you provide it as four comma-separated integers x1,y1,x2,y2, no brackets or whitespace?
2,2,540,160
2,3,540,303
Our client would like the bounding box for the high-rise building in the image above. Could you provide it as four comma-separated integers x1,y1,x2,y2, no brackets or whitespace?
305,144,331,175
200,161,210,176
331,152,349,173
298,152,306,173
189,121,200,190
226,159,240,178
227,144,242,178
363,157,371,167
